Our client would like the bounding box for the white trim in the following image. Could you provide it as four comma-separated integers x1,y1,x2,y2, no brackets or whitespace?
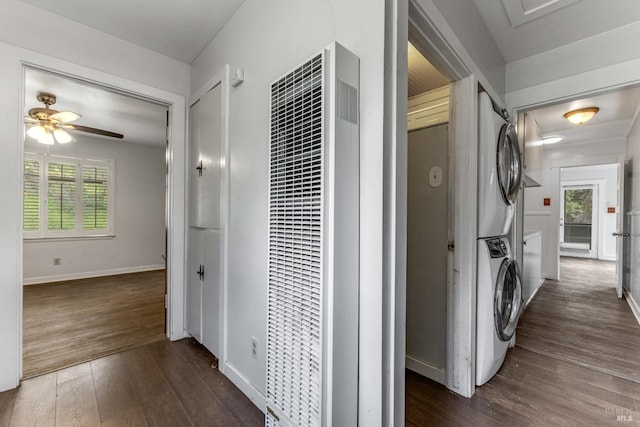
221,362,266,413
523,278,546,308
624,290,640,327
13,46,187,389
408,0,479,402
23,264,165,285
406,355,446,385
446,75,478,398
384,1,407,425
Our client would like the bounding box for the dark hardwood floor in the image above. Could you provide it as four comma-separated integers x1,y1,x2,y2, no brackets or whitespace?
1,339,264,426
407,256,640,426
23,270,167,379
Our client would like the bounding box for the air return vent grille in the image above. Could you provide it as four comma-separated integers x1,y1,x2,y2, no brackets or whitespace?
267,53,323,427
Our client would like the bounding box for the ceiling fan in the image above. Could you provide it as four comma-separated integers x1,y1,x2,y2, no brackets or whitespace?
24,92,124,145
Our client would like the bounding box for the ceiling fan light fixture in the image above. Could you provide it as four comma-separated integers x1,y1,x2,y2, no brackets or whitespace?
49,111,81,123
53,128,74,144
38,131,54,145
564,107,599,125
27,124,46,140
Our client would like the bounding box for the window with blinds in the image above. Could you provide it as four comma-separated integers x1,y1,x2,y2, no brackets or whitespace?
23,153,114,238
23,159,41,232
82,165,109,230
47,161,77,231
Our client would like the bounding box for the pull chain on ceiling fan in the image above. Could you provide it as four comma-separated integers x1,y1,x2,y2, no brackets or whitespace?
25,92,124,145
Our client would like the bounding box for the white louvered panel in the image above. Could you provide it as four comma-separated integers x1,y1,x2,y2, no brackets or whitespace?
267,53,324,427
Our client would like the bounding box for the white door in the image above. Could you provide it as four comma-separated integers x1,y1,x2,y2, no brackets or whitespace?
202,229,221,357
186,228,203,342
560,184,598,259
614,158,626,298
188,84,222,229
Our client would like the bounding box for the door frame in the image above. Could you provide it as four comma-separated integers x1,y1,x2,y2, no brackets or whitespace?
385,1,501,422
16,50,187,382
559,180,601,259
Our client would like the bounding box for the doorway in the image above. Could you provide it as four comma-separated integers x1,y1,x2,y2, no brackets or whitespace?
21,66,170,378
405,42,451,388
560,183,598,258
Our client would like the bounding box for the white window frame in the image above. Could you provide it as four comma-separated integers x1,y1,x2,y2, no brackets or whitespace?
24,152,115,239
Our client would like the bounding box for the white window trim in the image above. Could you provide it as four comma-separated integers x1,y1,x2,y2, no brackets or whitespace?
24,152,115,239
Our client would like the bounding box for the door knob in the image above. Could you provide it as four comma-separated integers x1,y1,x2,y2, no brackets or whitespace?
612,232,630,237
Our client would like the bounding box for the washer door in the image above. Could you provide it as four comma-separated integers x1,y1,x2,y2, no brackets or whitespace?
496,123,522,205
494,259,523,341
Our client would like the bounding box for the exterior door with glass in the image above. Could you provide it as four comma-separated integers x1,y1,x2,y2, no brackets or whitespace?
560,184,598,259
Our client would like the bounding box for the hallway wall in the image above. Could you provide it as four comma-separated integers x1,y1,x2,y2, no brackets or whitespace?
626,114,640,317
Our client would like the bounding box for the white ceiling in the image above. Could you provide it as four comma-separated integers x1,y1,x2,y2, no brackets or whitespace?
25,68,168,147
19,0,245,64
473,0,640,62
528,85,640,146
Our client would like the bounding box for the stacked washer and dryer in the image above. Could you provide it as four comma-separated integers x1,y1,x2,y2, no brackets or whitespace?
476,92,524,386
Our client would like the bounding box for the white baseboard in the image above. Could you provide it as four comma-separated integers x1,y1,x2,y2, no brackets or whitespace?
406,355,446,385
624,290,640,327
524,278,546,308
23,264,165,285
222,361,266,413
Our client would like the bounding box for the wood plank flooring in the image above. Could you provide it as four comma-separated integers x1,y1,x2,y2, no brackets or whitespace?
1,339,265,426
23,270,167,379
517,257,640,382
407,256,640,426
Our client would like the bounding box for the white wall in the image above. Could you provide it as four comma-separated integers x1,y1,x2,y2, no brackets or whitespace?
524,139,627,278
190,0,386,421
0,4,189,392
560,164,618,260
626,114,640,315
430,0,506,99
23,137,166,283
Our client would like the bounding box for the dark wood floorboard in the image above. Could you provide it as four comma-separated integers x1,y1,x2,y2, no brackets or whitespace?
1,339,264,426
23,270,167,379
407,257,640,426
517,257,640,382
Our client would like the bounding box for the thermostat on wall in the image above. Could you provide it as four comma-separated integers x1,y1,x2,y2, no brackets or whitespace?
231,68,244,87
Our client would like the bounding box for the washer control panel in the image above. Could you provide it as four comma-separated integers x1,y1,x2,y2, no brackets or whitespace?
485,238,508,258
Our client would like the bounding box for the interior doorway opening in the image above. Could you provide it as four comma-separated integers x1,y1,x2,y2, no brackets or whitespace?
21,66,170,378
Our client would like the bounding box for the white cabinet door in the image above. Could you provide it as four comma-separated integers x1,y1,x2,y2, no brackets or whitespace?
201,229,221,357
186,227,203,342
189,84,222,229
186,227,221,358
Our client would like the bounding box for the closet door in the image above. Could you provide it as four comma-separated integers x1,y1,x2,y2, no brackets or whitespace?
189,84,222,229
186,228,203,342
201,229,221,357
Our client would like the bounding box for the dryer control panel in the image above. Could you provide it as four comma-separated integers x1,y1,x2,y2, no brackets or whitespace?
485,238,508,258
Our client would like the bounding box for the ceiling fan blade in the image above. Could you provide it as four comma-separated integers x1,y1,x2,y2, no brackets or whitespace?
67,124,124,139
49,111,81,123
24,116,39,123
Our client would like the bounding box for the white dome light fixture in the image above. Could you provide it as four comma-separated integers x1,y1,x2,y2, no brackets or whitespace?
564,107,599,125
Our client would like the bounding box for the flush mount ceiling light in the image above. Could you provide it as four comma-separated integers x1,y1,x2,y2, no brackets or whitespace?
24,92,124,145
563,107,599,125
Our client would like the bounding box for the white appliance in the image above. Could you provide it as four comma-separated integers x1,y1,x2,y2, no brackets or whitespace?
266,42,359,427
477,91,522,238
476,236,523,386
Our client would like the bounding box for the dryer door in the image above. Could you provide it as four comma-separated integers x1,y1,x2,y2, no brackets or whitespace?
494,259,523,341
496,123,522,205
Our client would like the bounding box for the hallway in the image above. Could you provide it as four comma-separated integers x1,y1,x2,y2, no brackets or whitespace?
406,257,640,426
